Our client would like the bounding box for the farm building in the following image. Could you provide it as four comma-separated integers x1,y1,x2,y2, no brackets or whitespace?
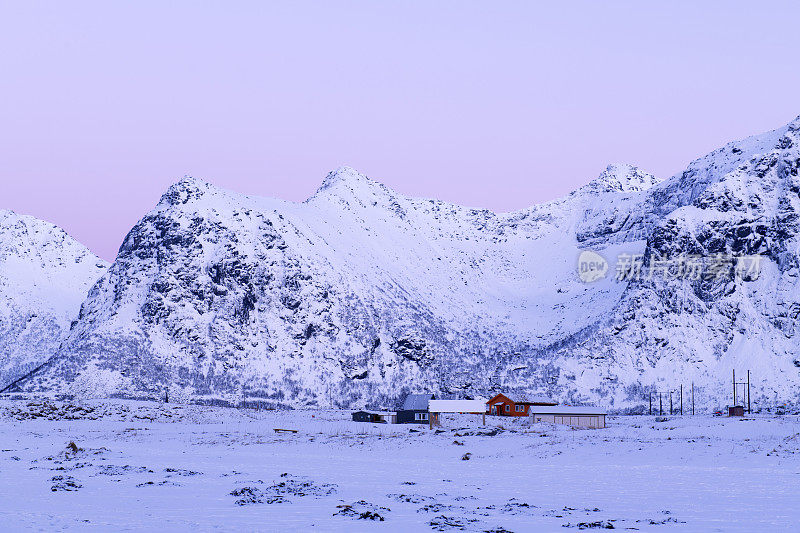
352,411,380,423
397,393,434,424
528,405,607,428
376,411,397,424
351,411,397,423
487,393,557,416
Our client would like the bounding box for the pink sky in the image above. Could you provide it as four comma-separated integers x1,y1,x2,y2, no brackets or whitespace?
1,1,799,260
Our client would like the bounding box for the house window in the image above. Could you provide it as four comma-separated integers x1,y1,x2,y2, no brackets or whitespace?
515,405,524,412
504,404,510,412
415,412,428,421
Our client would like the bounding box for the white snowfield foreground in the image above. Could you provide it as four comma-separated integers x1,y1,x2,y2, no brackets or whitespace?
0,399,798,532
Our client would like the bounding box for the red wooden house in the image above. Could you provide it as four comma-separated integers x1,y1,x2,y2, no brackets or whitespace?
486,393,557,416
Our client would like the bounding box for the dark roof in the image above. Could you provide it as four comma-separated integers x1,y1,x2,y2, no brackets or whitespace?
402,393,434,411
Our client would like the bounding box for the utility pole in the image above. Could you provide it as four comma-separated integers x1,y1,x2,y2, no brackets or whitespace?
669,391,673,416
732,369,752,412
659,393,663,416
649,393,652,416
747,370,751,414
691,382,695,416
680,385,683,416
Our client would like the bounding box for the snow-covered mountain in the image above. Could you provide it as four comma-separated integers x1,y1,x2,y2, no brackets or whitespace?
564,116,800,410
8,116,800,411
7,164,658,407
0,211,108,388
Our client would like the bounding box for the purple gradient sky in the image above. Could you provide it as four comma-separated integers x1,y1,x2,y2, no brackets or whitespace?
2,2,799,260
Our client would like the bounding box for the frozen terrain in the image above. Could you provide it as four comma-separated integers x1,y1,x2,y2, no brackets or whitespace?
1,399,798,532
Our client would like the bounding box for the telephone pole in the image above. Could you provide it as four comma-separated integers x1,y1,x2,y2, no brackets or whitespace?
747,370,751,414
732,369,751,411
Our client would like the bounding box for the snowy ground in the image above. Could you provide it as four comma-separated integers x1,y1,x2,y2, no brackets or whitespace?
0,400,798,532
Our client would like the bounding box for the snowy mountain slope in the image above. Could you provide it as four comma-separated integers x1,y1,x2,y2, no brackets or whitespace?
0,211,108,388
538,116,800,409
10,116,800,411
11,163,660,406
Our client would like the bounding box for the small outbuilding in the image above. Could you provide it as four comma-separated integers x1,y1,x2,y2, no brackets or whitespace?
351,411,397,423
528,405,607,429
728,406,745,417
376,411,397,424
352,411,380,423
397,393,434,424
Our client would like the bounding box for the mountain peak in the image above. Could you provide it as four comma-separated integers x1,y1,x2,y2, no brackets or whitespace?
319,166,374,188
159,176,215,207
309,166,393,203
0,209,40,226
0,209,67,244
0,209,108,391
585,164,661,194
0,209,17,225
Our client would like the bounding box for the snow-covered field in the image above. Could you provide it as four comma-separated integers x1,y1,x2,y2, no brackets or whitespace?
1,400,798,532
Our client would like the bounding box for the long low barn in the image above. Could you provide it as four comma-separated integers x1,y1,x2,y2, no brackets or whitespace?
528,405,607,429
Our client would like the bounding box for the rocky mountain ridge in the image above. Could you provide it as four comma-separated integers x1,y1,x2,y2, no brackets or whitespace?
3,116,800,411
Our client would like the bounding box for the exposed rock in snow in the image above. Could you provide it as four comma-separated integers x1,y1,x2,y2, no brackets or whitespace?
0,210,108,388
